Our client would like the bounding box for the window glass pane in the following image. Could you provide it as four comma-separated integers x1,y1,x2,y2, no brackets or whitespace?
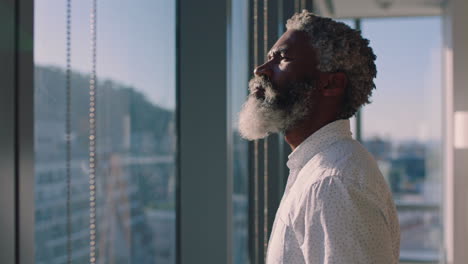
34,1,177,263
361,17,443,262
230,0,250,263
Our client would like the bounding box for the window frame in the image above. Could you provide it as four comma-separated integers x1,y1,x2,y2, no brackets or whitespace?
0,0,34,263
178,0,232,263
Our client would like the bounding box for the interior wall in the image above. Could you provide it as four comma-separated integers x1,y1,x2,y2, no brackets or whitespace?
443,0,468,262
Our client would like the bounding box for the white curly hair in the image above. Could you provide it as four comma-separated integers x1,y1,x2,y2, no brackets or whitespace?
286,10,377,119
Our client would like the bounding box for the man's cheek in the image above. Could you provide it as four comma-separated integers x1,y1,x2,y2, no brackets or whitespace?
277,62,296,74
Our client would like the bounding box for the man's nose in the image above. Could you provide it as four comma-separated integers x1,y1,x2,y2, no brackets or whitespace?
254,61,272,78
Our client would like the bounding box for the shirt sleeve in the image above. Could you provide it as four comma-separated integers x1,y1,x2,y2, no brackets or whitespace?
291,175,396,264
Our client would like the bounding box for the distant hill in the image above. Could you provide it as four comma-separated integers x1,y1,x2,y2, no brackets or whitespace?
35,65,175,156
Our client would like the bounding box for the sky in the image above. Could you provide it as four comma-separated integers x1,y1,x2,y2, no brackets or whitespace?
34,1,442,142
360,17,442,142
34,0,176,110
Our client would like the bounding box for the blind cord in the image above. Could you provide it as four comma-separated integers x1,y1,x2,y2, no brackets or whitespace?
65,0,72,262
263,0,269,259
88,0,98,263
253,0,260,262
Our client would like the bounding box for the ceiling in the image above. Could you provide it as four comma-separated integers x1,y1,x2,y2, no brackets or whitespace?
315,0,445,18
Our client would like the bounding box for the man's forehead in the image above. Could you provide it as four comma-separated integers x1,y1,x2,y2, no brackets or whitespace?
269,30,312,54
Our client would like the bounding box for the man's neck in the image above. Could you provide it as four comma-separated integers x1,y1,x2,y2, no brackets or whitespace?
284,116,339,151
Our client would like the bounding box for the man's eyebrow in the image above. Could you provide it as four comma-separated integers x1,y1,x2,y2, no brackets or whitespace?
267,47,289,58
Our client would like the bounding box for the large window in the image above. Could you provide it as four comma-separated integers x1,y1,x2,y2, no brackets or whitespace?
360,17,443,262
34,1,176,263
3,1,445,263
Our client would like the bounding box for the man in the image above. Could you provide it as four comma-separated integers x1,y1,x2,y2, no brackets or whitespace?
238,11,400,264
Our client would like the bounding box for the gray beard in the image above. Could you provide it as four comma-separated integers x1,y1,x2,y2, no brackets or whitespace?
237,77,316,140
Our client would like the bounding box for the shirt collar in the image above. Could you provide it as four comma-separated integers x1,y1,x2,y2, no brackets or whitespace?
286,119,352,171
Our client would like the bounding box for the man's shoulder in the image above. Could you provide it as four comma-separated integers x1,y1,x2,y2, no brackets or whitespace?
285,143,394,220
294,138,390,205
307,137,381,181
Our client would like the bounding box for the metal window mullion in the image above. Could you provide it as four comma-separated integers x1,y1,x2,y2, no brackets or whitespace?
354,18,362,143
251,0,263,262
248,0,259,262
0,0,19,263
0,0,34,263
18,0,35,261
178,0,231,263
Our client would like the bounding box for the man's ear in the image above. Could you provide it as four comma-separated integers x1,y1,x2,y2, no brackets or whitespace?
319,72,347,97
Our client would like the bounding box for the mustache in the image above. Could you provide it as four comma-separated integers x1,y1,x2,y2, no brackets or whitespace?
248,76,280,105
248,76,274,94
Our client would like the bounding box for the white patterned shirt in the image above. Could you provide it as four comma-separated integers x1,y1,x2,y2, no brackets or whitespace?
265,119,400,264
